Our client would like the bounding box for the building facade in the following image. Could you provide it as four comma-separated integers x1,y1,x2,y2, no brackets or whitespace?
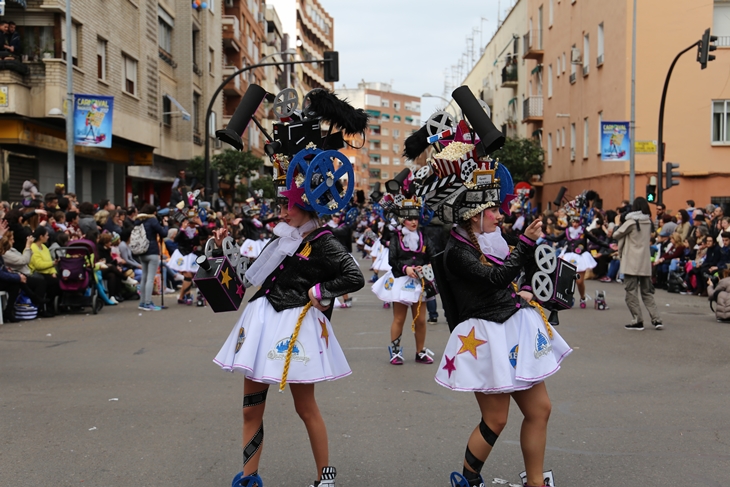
0,0,222,206
337,82,424,193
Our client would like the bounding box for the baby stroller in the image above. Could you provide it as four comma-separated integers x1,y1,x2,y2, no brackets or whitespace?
55,239,104,314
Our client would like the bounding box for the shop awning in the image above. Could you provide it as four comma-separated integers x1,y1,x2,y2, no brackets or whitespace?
405,116,413,122
531,64,543,75
165,94,191,121
366,109,381,117
393,115,401,122
381,113,390,119
370,139,381,144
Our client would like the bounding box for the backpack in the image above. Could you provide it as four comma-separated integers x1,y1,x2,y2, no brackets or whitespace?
129,222,150,255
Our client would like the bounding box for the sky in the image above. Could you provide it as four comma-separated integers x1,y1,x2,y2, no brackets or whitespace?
270,0,510,119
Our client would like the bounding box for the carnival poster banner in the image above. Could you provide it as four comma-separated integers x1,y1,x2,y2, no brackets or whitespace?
600,121,630,161
73,95,114,148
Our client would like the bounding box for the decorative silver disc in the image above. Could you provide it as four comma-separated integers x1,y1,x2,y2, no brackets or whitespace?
535,244,557,274
531,271,554,303
273,88,299,119
414,165,431,180
426,111,455,137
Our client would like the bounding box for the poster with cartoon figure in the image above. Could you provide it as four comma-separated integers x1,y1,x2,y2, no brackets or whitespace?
601,121,630,161
73,95,114,148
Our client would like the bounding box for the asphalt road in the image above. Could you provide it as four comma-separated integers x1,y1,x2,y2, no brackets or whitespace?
1,268,728,487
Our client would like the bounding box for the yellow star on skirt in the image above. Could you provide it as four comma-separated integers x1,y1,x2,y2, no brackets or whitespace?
319,318,329,348
457,327,487,359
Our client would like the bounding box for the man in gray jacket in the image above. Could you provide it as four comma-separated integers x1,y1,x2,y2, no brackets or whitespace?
612,197,663,330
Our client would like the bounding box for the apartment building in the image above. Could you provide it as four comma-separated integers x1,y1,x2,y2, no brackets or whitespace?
337,82,424,193
455,0,529,140
0,0,222,205
527,0,730,211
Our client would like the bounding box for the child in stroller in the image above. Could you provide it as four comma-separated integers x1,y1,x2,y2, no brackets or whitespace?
55,239,104,314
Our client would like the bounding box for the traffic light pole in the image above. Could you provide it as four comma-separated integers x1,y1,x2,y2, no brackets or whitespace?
657,41,700,205
203,58,329,201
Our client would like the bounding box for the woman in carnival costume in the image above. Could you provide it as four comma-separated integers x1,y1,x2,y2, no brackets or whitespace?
545,192,612,308
213,85,367,487
168,207,208,305
372,180,436,365
410,91,571,487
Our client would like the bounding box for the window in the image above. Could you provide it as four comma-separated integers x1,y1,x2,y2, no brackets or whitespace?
561,128,566,148
162,96,172,126
382,157,390,165
548,64,553,98
123,54,137,95
381,172,389,179
382,142,389,150
549,0,554,26
193,93,201,134
393,158,401,166
597,23,604,65
97,38,106,80
712,100,730,143
537,6,543,49
393,101,400,111
562,52,566,73
392,143,400,154
393,115,401,123
208,47,214,73
570,45,577,78
192,29,200,69
381,99,390,107
570,123,576,161
547,133,553,166
583,34,590,75
556,56,560,77
393,129,400,138
61,19,79,66
158,7,174,53
583,117,589,158
597,111,603,153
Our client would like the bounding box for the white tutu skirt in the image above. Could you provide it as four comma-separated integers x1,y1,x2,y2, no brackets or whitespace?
213,298,352,384
435,308,572,394
240,239,265,259
167,249,199,273
559,250,597,273
372,270,422,305
372,247,391,272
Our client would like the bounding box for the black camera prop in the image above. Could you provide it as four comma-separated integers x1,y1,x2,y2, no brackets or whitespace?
416,264,438,299
530,245,578,313
193,237,250,312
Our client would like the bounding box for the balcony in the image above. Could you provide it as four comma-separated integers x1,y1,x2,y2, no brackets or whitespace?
569,72,577,84
501,65,518,88
222,16,241,52
522,29,544,60
522,97,543,122
480,87,494,106
222,66,243,96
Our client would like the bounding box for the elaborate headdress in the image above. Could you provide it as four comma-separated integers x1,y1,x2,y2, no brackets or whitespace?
406,86,513,223
216,84,368,216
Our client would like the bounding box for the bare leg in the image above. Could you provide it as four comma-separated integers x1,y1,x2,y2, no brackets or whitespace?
576,271,586,300
178,272,193,300
242,378,269,476
291,383,328,480
390,302,408,342
511,382,552,487
411,301,427,351
464,392,510,474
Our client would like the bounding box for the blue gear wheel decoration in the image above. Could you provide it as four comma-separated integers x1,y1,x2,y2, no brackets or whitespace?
420,206,434,226
345,207,359,226
372,203,384,220
232,472,263,487
304,150,354,215
285,147,322,194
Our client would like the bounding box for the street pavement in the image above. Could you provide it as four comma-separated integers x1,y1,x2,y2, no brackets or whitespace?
1,266,729,487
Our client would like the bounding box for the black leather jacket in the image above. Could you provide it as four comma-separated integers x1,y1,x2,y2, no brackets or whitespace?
389,229,430,278
250,227,364,320
328,221,353,253
443,229,538,324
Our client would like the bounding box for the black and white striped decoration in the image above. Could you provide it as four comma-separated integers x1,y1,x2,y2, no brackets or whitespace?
416,174,458,197
424,181,465,210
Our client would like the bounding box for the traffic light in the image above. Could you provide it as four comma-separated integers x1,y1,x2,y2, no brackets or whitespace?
698,28,718,69
665,162,680,190
646,184,657,203
323,51,339,82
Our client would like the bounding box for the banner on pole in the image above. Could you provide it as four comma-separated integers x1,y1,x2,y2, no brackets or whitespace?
73,95,114,148
600,121,630,161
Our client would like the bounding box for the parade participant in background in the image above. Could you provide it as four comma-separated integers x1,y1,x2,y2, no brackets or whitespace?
168,209,206,304
545,193,613,308
372,193,435,365
212,85,368,487
327,211,357,308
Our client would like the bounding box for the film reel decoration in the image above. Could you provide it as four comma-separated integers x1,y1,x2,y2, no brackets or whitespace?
304,150,355,215
426,111,455,137
203,237,250,284
286,147,321,191
414,164,432,181
531,271,554,303
345,207,360,226
535,244,558,274
273,88,299,119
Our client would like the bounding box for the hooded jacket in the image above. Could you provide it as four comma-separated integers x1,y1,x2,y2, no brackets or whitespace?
613,211,652,276
708,277,730,321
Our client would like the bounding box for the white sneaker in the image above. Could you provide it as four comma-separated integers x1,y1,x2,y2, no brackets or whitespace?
124,277,139,286
109,297,119,305
164,287,176,294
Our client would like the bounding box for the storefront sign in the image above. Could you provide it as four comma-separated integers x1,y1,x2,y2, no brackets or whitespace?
635,140,657,154
0,86,8,108
73,94,114,148
600,121,630,162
